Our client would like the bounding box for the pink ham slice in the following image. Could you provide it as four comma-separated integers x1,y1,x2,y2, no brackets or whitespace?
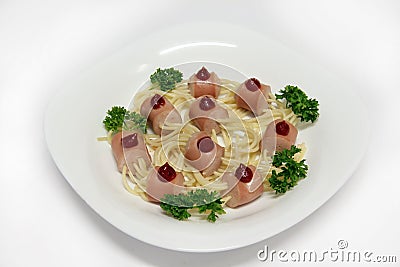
140,94,182,135
260,119,298,154
184,131,224,176
221,165,264,208
145,166,184,203
111,130,151,173
188,96,229,134
188,72,221,98
234,80,271,116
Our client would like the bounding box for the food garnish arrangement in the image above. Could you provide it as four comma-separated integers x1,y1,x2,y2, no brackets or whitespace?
98,66,319,222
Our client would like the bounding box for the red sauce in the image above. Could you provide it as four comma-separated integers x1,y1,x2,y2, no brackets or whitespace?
150,94,165,109
245,78,261,92
276,121,290,136
197,136,215,153
122,133,138,148
199,96,216,111
196,67,211,81
234,163,253,183
157,162,177,182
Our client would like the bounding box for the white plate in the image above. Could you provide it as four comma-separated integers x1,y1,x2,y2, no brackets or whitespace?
44,22,369,252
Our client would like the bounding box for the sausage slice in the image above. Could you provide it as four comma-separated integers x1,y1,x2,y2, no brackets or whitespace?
111,130,151,173
184,131,224,176
188,67,221,98
221,165,264,208
234,78,271,116
260,119,298,154
188,95,229,134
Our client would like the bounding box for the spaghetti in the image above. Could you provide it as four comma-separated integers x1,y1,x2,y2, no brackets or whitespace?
97,77,307,202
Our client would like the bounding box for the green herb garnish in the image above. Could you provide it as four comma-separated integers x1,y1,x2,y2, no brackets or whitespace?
269,146,308,194
103,106,127,132
103,106,147,133
150,67,183,92
160,189,226,222
275,85,319,123
123,111,147,133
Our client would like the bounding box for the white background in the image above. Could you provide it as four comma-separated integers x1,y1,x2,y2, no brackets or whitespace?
1,1,399,266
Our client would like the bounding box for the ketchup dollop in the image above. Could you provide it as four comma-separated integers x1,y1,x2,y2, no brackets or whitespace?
235,163,253,183
199,96,216,111
197,137,215,153
196,67,211,81
150,94,165,109
276,121,290,136
245,78,261,92
157,162,177,182
122,133,138,148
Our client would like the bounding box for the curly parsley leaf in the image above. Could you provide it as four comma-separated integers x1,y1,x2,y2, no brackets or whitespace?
275,85,319,123
197,199,226,222
150,67,183,92
269,146,308,194
123,111,147,133
103,106,127,132
103,106,147,133
160,189,226,222
159,203,191,221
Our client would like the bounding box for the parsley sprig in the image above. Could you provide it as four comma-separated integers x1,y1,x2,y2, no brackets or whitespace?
160,189,226,222
103,106,126,132
150,67,183,92
275,85,319,123
269,146,308,194
103,106,147,133
123,111,147,133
